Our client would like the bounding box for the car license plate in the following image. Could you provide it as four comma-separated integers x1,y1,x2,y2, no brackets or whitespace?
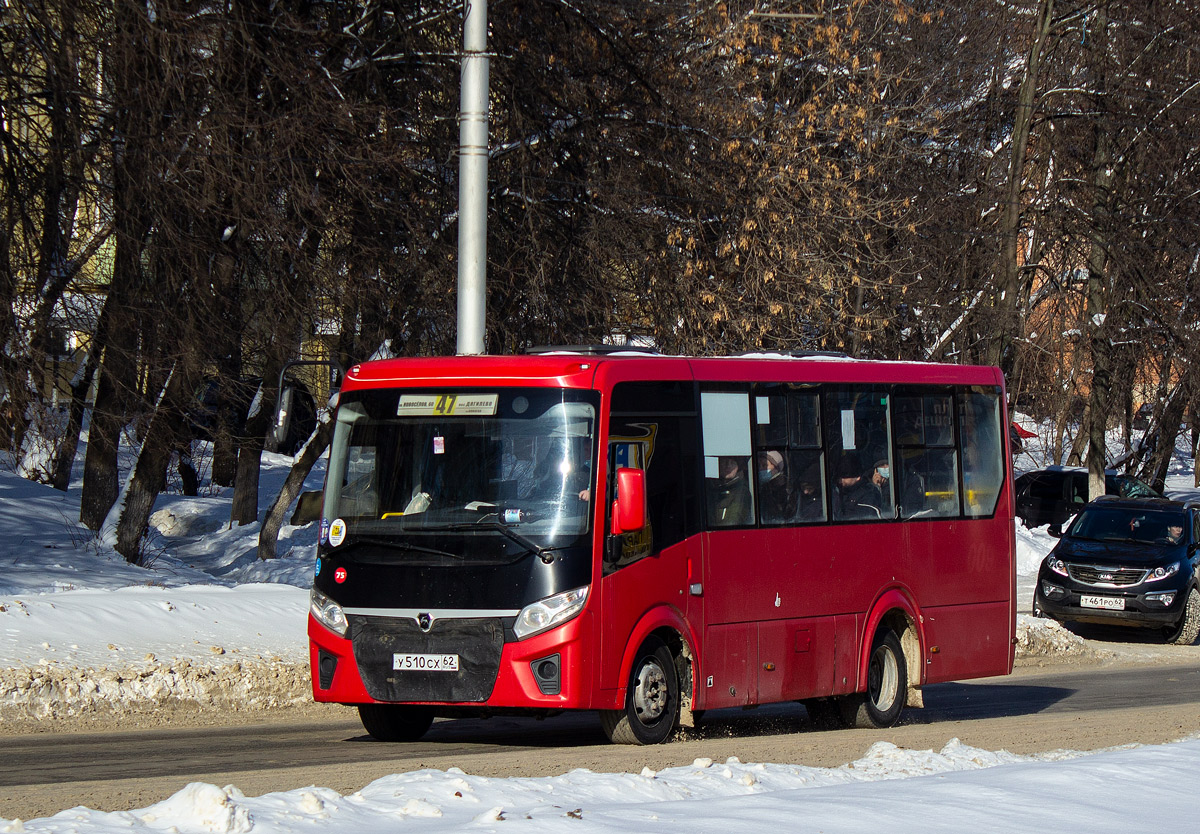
1080,595,1125,611
393,653,459,672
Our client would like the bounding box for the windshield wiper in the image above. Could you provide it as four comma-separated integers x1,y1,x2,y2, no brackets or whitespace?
429,522,563,564
348,536,462,560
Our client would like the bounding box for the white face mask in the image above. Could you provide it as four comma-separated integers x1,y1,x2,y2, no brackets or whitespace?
877,467,890,479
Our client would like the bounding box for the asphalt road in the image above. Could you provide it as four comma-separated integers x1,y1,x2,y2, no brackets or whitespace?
5,660,1200,820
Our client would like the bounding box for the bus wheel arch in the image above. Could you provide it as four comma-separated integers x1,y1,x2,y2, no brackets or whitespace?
840,602,923,728
602,628,688,744
862,592,924,698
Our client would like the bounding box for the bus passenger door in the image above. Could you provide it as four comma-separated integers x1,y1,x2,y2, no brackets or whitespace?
599,414,697,699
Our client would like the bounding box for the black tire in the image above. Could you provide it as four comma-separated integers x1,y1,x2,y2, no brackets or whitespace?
600,636,680,745
1166,586,1200,646
838,630,907,729
1031,598,1047,618
357,704,434,742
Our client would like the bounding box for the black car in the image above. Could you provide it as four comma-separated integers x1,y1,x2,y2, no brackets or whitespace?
1013,467,1161,528
1033,496,1200,644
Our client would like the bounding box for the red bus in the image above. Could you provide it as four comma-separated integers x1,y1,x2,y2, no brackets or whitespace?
308,349,1016,744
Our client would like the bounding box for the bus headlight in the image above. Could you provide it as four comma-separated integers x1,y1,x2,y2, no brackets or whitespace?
310,588,348,637
514,586,589,640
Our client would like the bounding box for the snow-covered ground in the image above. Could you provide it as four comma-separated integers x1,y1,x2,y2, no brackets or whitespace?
2,420,1199,830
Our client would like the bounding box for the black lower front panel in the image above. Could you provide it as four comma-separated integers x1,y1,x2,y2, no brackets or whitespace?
350,615,504,703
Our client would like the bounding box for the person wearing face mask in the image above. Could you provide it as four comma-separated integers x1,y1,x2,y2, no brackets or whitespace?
871,459,894,514
757,450,790,523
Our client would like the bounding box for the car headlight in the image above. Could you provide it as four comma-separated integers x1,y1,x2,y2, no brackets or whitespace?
514,586,589,640
310,588,348,637
1046,557,1068,576
1149,562,1181,582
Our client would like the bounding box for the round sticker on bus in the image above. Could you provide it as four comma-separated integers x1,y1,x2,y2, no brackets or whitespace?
328,518,347,547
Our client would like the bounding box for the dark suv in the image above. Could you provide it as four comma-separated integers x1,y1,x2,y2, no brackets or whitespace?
1033,496,1200,644
1014,467,1160,528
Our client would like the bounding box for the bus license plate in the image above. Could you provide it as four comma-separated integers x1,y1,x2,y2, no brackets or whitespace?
1080,595,1125,611
393,653,459,672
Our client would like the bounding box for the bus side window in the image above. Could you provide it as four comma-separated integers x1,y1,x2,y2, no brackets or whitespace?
788,391,826,523
959,388,1004,517
894,392,959,518
823,386,892,521
607,380,701,573
701,391,755,528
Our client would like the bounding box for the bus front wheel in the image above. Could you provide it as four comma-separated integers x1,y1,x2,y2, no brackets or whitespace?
601,636,680,745
358,704,434,742
838,629,907,729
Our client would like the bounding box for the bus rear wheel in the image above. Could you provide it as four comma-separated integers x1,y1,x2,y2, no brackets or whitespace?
357,704,434,742
601,636,680,745
838,630,907,729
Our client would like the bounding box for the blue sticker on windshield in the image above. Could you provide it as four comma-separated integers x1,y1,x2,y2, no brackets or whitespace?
314,559,322,578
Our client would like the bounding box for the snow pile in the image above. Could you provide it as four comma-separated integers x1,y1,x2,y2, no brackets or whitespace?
0,656,309,722
0,586,313,725
9,738,1200,832
1015,614,1107,660
0,463,318,727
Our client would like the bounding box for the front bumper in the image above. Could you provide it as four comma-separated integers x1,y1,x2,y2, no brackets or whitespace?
1035,576,1186,629
307,611,594,709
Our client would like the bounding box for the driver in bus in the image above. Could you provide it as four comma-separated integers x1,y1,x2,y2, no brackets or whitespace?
525,440,591,503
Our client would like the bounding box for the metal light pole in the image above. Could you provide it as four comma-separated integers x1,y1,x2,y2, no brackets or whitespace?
456,0,489,355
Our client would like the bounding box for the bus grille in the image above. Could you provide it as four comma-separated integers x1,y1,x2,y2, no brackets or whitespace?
1067,564,1147,587
350,615,504,703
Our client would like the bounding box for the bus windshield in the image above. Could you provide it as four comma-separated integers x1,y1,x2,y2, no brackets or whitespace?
322,388,598,552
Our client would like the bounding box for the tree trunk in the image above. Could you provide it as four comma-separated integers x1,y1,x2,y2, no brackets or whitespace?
113,367,193,563
49,347,100,491
79,271,141,528
258,414,333,560
991,0,1055,373
1141,383,1189,494
1190,405,1199,488
230,356,283,526
1066,402,1090,466
1083,6,1114,501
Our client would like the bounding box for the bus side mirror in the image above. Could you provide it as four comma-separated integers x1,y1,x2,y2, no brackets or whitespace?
291,490,323,526
611,468,646,535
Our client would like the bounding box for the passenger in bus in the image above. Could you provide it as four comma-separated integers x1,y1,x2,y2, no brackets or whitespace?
833,455,883,519
708,455,752,526
871,459,892,513
794,465,824,521
757,450,790,523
